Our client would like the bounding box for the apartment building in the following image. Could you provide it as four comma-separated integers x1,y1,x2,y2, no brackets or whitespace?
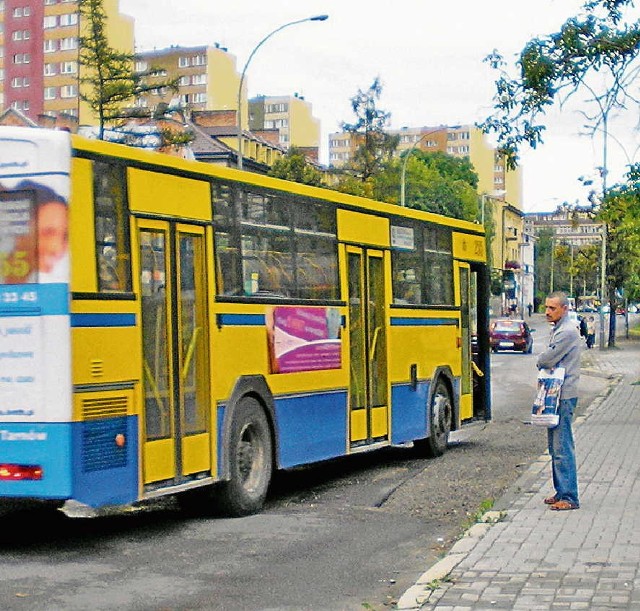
0,0,133,124
524,206,603,246
249,93,321,159
135,44,242,121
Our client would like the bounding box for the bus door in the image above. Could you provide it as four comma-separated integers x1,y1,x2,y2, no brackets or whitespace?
457,261,480,420
347,247,389,448
138,221,211,487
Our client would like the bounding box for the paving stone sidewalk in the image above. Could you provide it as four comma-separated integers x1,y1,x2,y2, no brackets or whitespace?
398,337,640,611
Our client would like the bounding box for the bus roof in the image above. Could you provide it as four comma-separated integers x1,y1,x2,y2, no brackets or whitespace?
71,132,485,236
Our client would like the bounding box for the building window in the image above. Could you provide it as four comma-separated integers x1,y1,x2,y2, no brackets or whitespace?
60,61,77,74
61,84,77,98
44,86,57,100
44,63,57,76
192,92,206,104
59,37,78,50
44,39,57,53
59,13,78,26
178,75,190,86
43,15,57,28
192,54,206,66
134,60,148,73
178,56,190,68
192,73,206,85
0,69,4,81
12,53,30,64
44,0,57,5
266,102,288,113
12,30,30,41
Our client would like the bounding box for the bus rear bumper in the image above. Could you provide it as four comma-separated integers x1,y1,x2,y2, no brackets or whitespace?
0,417,138,508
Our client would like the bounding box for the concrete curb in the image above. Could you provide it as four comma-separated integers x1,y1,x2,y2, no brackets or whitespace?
395,513,505,610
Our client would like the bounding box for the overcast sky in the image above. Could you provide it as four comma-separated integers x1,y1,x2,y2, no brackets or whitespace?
119,0,639,211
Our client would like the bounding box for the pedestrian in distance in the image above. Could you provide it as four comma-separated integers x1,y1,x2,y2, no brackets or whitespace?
578,314,588,339
537,290,582,511
586,315,596,349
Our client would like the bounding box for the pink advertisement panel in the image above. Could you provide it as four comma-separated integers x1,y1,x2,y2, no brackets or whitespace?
267,306,342,374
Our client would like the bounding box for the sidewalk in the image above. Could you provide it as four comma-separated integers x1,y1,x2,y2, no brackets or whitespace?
398,337,640,611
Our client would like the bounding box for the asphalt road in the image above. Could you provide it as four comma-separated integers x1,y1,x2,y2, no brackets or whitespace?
0,313,614,611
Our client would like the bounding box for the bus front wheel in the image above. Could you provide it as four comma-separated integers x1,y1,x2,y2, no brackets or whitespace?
216,396,273,517
416,379,452,458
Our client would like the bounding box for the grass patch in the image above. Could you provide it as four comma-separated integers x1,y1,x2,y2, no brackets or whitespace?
462,498,495,529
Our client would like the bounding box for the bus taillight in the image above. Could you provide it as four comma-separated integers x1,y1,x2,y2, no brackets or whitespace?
0,464,43,481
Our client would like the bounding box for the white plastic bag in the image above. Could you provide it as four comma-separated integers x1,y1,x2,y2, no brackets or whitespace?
531,367,565,428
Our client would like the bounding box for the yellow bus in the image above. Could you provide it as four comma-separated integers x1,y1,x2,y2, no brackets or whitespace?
0,127,491,516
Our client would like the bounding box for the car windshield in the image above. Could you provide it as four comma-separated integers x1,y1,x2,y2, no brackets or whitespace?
493,321,521,332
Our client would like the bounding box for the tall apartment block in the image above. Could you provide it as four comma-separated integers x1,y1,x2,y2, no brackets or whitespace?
249,94,321,160
0,0,133,124
134,44,242,121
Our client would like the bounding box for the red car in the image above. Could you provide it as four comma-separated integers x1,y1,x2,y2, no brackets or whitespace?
490,319,533,353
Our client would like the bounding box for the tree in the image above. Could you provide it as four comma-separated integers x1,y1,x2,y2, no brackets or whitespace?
372,151,479,222
480,0,640,170
79,0,178,139
337,77,399,195
480,0,640,346
268,148,325,187
598,164,640,344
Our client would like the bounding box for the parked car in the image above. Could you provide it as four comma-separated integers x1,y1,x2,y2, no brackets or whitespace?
489,319,534,353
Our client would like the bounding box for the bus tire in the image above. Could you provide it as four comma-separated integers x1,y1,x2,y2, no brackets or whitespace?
216,396,273,517
417,379,452,458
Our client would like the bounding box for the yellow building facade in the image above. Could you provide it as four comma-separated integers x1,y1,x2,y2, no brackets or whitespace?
135,45,243,122
249,94,321,152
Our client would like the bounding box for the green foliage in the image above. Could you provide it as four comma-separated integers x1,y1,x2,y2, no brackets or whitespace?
371,152,480,221
78,0,178,139
599,164,640,303
479,0,640,169
268,148,325,187
339,77,399,182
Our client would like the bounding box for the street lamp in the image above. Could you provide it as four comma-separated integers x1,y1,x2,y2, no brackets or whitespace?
235,15,329,170
399,128,444,206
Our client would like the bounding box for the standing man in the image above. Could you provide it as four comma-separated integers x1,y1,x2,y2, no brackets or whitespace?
537,291,582,511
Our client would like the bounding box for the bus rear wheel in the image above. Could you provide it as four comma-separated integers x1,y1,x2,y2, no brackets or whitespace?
215,396,273,517
416,379,452,458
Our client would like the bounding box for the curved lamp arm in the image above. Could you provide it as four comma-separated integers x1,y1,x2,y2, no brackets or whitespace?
236,15,328,170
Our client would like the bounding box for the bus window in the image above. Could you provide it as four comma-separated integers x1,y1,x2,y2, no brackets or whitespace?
213,185,338,300
391,222,453,306
93,161,132,292
423,225,453,305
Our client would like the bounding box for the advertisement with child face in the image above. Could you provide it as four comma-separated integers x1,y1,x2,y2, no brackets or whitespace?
0,180,69,285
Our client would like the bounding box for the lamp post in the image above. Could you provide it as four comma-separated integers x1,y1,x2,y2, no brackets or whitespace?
399,129,443,206
235,15,328,170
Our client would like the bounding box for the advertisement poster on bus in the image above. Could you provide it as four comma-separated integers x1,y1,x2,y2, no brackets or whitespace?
0,130,71,424
267,306,342,374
